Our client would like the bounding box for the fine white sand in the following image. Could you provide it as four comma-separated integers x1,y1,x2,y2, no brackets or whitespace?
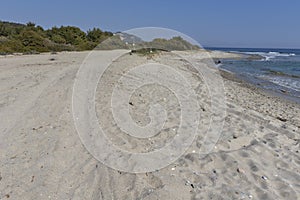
0,50,299,199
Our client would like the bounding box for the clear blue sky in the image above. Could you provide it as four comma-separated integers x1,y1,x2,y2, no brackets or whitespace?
1,0,300,48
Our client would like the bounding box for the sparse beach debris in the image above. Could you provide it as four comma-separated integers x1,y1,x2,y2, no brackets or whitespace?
294,139,300,145
281,124,287,129
237,168,244,174
261,175,268,180
185,180,195,189
280,89,287,93
276,116,287,122
32,126,43,130
214,59,221,64
185,180,190,185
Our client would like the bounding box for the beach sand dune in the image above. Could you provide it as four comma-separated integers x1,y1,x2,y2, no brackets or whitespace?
0,51,299,199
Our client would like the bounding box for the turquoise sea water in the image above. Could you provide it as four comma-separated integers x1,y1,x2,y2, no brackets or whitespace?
206,47,300,102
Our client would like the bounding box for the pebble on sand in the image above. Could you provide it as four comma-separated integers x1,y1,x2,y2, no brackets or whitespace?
261,175,268,180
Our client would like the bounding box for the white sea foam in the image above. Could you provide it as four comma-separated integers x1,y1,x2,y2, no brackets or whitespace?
260,75,300,92
230,51,296,61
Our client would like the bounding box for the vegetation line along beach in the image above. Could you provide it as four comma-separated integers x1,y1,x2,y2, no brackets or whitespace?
0,21,199,54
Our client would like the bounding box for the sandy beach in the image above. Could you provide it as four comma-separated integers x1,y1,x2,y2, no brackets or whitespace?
0,50,299,199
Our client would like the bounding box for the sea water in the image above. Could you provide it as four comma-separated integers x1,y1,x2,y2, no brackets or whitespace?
207,47,300,102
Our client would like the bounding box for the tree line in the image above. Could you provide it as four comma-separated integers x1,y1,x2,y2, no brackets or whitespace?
0,21,113,54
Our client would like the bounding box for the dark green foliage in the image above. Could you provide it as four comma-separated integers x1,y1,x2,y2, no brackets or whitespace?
0,21,114,54
87,28,104,42
51,26,86,45
87,28,113,49
50,34,66,44
0,38,24,53
0,21,25,37
26,22,36,27
19,30,46,49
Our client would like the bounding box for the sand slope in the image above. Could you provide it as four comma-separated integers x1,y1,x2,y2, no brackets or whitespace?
0,51,299,199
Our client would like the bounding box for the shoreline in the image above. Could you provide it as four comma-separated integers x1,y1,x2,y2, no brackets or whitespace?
207,47,300,105
220,68,300,115
220,66,300,105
